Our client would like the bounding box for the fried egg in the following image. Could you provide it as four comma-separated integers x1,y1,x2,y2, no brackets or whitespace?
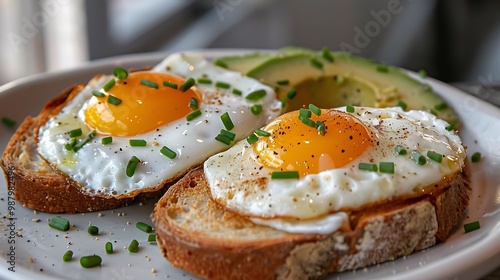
204,106,466,234
37,53,281,197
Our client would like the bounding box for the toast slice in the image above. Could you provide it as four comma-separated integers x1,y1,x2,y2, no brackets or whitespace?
1,85,197,213
151,166,470,280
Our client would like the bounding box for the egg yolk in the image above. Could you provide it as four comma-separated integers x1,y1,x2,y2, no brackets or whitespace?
84,72,202,136
253,109,373,177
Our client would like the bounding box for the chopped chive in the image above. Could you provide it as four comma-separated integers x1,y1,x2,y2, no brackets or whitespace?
298,115,317,128
2,117,16,128
180,78,196,92
73,130,96,152
186,109,202,121
396,100,407,110
418,69,427,78
160,146,177,159
308,104,321,116
434,102,447,110
346,105,355,113
411,151,426,165
107,95,122,106
189,97,199,110
197,78,212,84
148,234,157,243
130,139,147,147
65,138,77,151
427,150,443,163
250,104,262,115
68,128,82,138
215,81,231,89
220,112,234,131
379,162,395,174
220,129,236,140
163,81,178,89
103,78,116,92
215,134,232,145
310,58,323,69
358,163,378,172
80,255,102,268
140,79,158,89
376,64,389,73
287,88,297,99
255,129,271,137
136,222,153,233
271,171,299,179
464,221,480,233
105,242,113,254
276,79,289,85
128,239,139,253
63,250,73,262
281,97,287,108
299,108,312,118
471,152,481,163
430,109,438,116
246,133,258,145
321,47,334,62
445,123,457,131
113,67,128,80
245,89,267,101
232,89,242,96
213,59,228,68
317,121,326,136
91,90,105,97
87,225,99,236
126,156,140,177
49,216,70,231
101,136,113,145
395,145,407,155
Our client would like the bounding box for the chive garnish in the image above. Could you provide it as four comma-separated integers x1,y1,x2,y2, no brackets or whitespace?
49,216,70,231
317,121,326,136
136,222,153,233
276,79,289,85
130,139,147,147
128,239,139,253
103,79,116,91
358,163,378,172
73,130,96,152
140,79,158,89
287,88,297,99
427,150,443,163
396,100,407,110
163,81,178,89
255,129,271,137
220,112,234,131
215,134,232,145
429,109,438,116
321,47,334,62
310,58,323,69
63,250,73,262
87,225,99,236
299,108,312,118
395,145,407,155
250,104,262,115
126,156,140,177
464,221,480,233
298,115,316,128
107,95,122,106
281,97,286,108
220,129,236,140
232,89,242,96
245,89,267,101
189,97,199,110
471,152,481,163
309,104,321,116
445,123,457,131
434,102,447,110
411,151,426,165
80,255,102,268
101,136,113,145
246,133,258,145
105,242,113,254
65,138,77,151
215,81,231,89
148,234,157,243
376,65,389,73
113,67,128,80
379,162,395,174
346,105,355,113
91,90,105,97
186,110,202,121
213,60,228,68
160,146,177,159
180,78,196,92
68,128,82,138
418,69,427,78
197,78,212,84
1,117,16,128
271,171,299,179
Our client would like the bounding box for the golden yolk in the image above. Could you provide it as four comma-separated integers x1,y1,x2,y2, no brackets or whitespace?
84,72,202,136
253,109,373,177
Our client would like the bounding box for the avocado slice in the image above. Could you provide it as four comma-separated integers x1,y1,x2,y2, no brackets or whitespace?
218,50,458,125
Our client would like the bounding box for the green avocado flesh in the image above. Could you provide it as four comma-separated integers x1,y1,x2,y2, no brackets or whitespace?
215,48,458,125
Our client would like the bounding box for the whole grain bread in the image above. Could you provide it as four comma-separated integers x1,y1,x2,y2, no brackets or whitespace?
151,166,470,280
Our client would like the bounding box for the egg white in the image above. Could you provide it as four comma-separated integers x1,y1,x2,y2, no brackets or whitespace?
37,53,281,196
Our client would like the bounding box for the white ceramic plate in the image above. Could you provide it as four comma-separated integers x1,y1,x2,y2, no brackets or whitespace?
0,50,499,280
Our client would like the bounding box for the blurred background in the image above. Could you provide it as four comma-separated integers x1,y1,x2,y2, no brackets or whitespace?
1,0,500,86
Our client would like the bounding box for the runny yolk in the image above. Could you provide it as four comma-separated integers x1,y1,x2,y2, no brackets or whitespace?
84,72,202,136
253,109,373,177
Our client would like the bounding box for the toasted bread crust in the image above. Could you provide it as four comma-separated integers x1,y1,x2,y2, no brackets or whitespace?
152,166,470,279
